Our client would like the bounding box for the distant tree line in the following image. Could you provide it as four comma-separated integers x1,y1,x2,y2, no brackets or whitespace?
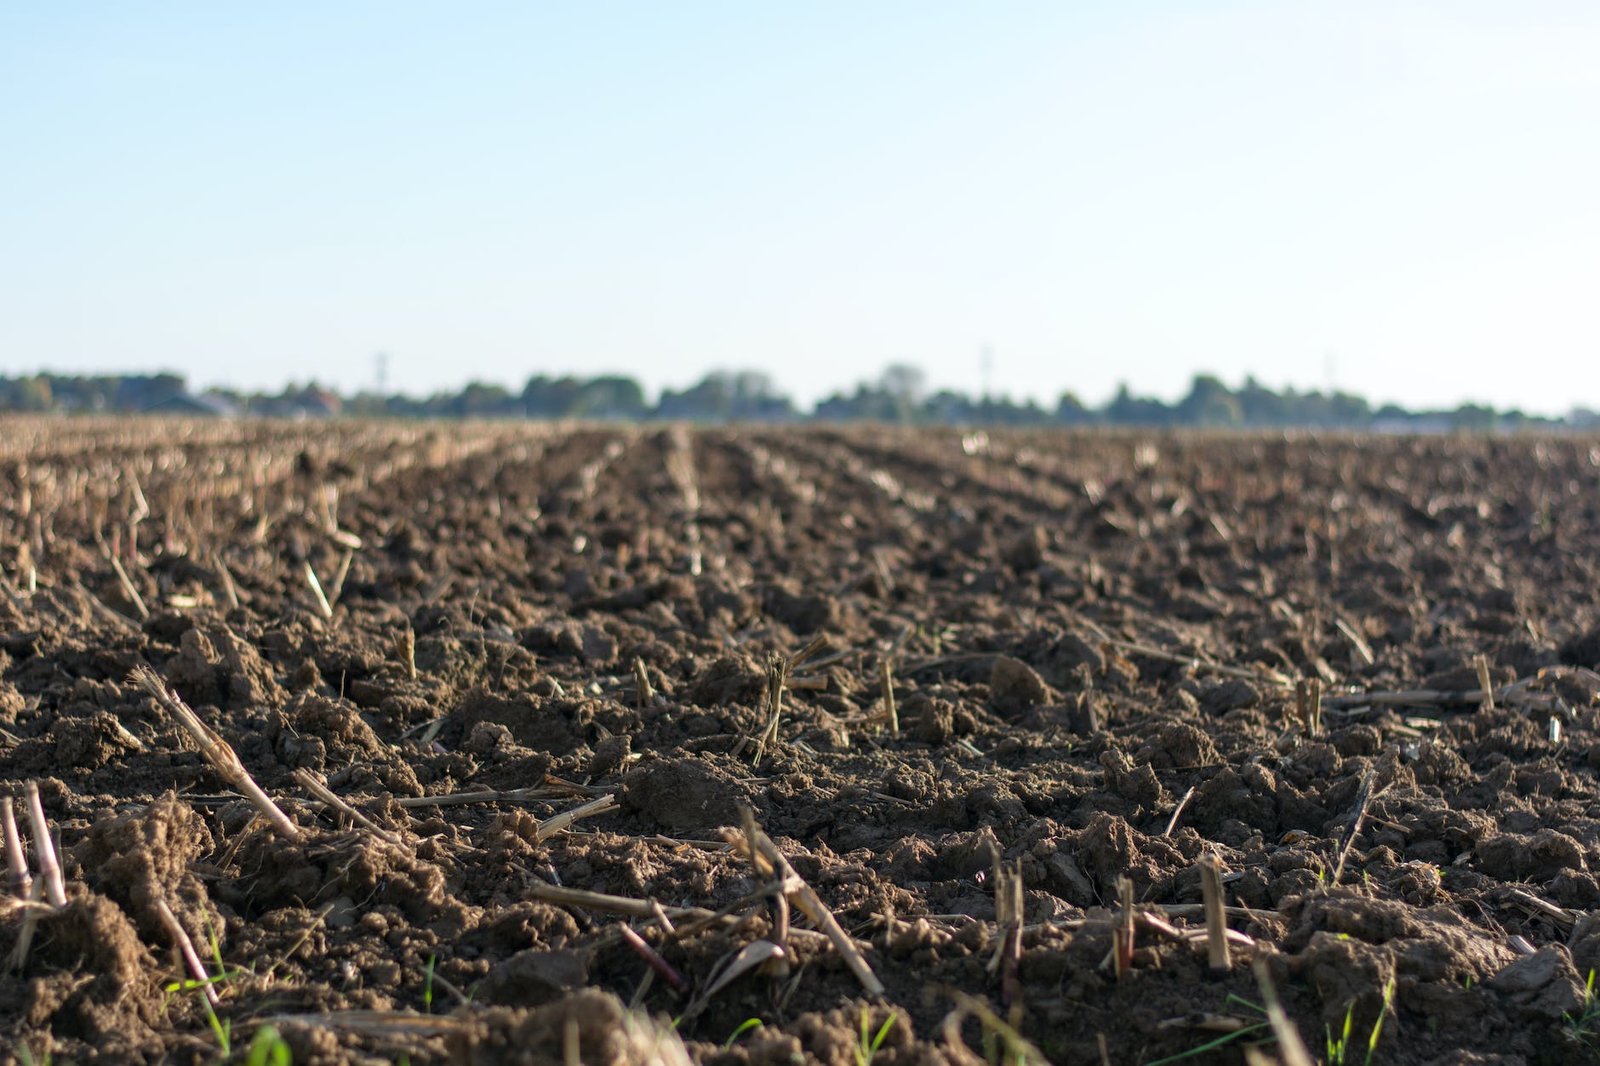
1,368,1594,432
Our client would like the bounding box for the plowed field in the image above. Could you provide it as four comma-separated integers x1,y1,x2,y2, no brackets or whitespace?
4,419,1600,1065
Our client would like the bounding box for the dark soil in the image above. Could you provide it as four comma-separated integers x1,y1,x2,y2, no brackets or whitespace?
3,419,1600,1064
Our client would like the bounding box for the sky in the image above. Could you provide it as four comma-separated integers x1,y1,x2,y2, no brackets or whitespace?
3,2,1598,412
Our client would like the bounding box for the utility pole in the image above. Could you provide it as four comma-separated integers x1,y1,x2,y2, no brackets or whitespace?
375,351,389,395
981,344,994,404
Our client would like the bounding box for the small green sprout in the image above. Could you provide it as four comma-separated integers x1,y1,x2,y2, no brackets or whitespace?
1326,979,1394,1066
724,1018,764,1049
855,1007,897,1066
1564,969,1600,1046
245,1024,292,1066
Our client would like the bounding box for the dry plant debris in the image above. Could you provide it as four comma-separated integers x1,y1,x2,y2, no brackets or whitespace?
0,422,1597,1062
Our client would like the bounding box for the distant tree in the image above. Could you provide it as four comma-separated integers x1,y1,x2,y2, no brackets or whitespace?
452,381,513,417
1056,392,1093,425
13,376,52,411
1104,383,1174,426
656,372,735,421
576,375,647,418
1176,374,1242,427
523,375,585,417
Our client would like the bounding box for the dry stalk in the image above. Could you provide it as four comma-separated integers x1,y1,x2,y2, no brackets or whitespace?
737,806,789,976
520,880,853,948
2,797,32,899
877,625,912,736
633,657,655,707
294,770,404,846
1295,678,1322,736
1135,910,1258,952
751,654,788,764
86,588,140,631
1252,958,1316,1066
525,881,704,921
878,658,899,735
24,783,66,908
1320,675,1556,710
1198,854,1230,974
1113,877,1135,980
535,794,619,842
941,992,1049,1066
394,628,417,681
986,858,1024,1008
9,880,46,970
1331,768,1377,885
739,809,885,997
303,560,334,619
130,666,302,840
1333,615,1375,667
1501,887,1577,932
154,897,220,1006
327,548,355,607
212,552,241,610
106,550,149,620
0,572,27,617
618,923,688,991
256,1010,469,1038
1163,786,1196,837
1100,638,1292,688
748,636,830,764
1475,654,1495,711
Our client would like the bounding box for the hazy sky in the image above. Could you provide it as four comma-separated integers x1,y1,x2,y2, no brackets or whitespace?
3,3,1597,411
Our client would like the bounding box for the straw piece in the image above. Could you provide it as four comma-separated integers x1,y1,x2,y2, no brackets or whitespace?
2,797,32,900
24,783,66,908
1253,959,1316,1066
130,666,302,840
741,815,885,998
1199,854,1230,973
154,897,220,1006
106,551,149,620
294,770,404,846
303,561,333,619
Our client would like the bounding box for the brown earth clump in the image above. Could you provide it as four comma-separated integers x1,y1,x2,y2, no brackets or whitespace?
2,419,1599,1063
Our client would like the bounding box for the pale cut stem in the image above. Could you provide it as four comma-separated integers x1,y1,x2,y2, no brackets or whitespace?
743,813,885,998
9,878,46,970
395,628,416,681
294,770,404,846
130,666,302,840
107,551,150,620
303,561,333,619
24,783,67,908
1254,958,1316,1066
535,794,619,842
2,797,32,899
213,552,240,610
879,659,899,736
1199,854,1231,973
154,897,221,1006
1163,786,1196,837
327,548,354,607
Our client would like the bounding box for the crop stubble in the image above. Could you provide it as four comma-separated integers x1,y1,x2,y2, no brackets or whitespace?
2,419,1600,1063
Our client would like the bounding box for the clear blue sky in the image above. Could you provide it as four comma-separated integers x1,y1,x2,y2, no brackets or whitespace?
3,2,1597,411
